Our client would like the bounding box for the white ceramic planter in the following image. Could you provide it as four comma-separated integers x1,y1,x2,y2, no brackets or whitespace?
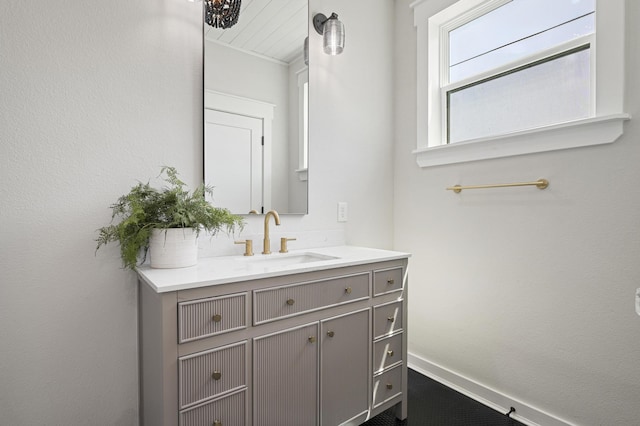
149,228,198,269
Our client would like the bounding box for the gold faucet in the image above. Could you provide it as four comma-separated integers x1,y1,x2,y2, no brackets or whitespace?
262,210,281,254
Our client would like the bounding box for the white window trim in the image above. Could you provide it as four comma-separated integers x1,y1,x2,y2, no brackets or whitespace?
410,0,630,168
296,68,309,182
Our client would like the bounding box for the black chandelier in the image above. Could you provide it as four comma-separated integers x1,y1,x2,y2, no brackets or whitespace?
205,0,242,29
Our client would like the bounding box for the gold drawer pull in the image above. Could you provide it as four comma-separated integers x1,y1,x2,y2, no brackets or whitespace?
345,287,352,294
212,314,222,323
387,316,395,323
387,350,394,357
211,371,222,381
386,383,393,390
213,421,222,426
286,298,295,306
327,330,335,338
387,279,395,285
308,336,316,343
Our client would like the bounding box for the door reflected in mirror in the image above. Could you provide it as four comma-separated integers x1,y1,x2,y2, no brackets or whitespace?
204,0,309,215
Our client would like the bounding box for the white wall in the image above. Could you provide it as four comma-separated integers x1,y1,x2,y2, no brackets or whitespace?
0,0,202,424
0,0,395,424
309,0,395,247
394,1,640,425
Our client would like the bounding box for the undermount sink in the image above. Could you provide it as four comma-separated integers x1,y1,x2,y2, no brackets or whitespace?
237,252,339,268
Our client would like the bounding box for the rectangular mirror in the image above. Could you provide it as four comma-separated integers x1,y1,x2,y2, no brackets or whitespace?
204,0,309,215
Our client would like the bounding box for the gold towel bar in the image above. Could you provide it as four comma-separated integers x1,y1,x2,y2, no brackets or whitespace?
446,179,549,193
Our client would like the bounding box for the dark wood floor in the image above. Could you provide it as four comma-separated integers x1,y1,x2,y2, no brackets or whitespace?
361,369,526,426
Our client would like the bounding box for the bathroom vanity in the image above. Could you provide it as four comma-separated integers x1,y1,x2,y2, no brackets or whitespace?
137,246,409,426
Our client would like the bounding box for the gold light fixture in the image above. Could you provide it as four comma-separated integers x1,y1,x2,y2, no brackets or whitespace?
205,0,242,29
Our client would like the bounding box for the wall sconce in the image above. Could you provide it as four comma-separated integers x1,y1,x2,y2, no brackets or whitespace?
205,0,242,29
313,12,345,55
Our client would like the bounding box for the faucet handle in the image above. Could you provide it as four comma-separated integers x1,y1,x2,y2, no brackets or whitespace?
279,237,297,253
235,240,254,256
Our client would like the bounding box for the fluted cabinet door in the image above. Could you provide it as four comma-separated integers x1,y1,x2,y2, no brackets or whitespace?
320,310,370,426
253,323,318,426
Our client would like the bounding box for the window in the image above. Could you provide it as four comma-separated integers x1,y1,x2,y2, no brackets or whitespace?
411,0,628,167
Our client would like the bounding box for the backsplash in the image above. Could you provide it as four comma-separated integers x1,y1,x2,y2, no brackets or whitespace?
197,227,346,258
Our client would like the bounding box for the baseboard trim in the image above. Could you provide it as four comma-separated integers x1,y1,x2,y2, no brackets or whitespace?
407,352,577,426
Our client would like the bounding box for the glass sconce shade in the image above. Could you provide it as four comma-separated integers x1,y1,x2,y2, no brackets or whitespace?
323,15,345,55
205,0,242,29
313,12,345,56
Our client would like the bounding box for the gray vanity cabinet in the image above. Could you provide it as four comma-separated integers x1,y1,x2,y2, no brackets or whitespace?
253,308,370,426
138,256,408,426
253,323,319,426
320,309,370,426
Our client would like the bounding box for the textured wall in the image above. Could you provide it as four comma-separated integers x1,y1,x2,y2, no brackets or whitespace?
394,1,640,425
309,0,395,248
0,0,395,424
0,0,202,424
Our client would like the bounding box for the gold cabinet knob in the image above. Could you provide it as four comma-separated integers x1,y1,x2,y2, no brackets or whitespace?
308,336,316,343
387,316,395,323
213,421,222,426
286,298,295,306
386,383,393,390
212,314,222,323
326,331,335,338
387,279,395,285
345,287,352,294
211,371,222,381
387,350,394,357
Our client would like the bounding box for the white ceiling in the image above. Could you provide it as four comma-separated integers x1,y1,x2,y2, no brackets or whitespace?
204,0,308,65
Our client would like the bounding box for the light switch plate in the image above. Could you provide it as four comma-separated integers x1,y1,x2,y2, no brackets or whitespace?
337,202,348,222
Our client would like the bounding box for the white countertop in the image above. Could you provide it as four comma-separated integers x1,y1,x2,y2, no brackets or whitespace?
137,245,410,293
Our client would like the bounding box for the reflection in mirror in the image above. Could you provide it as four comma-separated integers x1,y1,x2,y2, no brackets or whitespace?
204,0,309,215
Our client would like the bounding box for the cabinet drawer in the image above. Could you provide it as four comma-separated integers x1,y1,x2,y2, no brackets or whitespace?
373,301,403,339
373,366,403,409
179,341,247,409
373,267,403,296
373,333,403,374
253,273,370,325
179,389,246,426
179,293,247,343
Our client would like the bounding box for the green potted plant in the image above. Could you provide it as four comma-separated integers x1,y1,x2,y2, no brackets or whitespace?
96,166,243,269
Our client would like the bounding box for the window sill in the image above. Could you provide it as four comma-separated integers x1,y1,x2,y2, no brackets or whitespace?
413,114,630,168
